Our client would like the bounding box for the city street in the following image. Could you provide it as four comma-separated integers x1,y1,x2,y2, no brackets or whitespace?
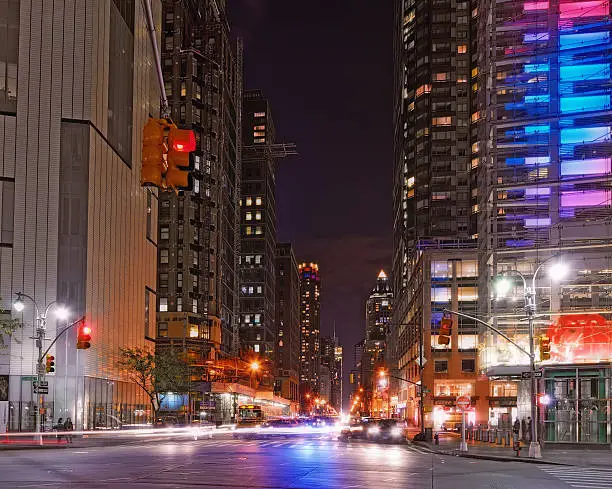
1,435,611,489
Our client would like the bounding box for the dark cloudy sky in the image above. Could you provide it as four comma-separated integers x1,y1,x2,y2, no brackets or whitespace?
230,1,394,373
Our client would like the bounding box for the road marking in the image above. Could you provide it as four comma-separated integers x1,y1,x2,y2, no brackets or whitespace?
538,466,612,488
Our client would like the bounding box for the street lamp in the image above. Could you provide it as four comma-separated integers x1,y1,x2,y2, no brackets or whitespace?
493,257,569,459
12,292,70,443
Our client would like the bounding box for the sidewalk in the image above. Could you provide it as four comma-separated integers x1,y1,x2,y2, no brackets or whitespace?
412,433,612,467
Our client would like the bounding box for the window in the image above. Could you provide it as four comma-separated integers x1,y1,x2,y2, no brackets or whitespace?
253,131,265,137
254,344,260,353
146,191,152,240
246,212,253,221
254,125,265,130
255,226,263,235
177,297,182,312
160,249,169,264
160,227,169,240
158,322,168,338
254,138,265,143
433,116,452,126
159,298,168,312
246,226,253,235
435,360,448,373
180,81,186,97
245,197,252,206
434,73,448,82
254,112,265,117
254,314,261,324
462,359,476,372
255,255,262,264
255,211,262,220
257,285,263,294
255,197,263,206
159,273,169,288
416,84,432,97
244,314,251,324
457,45,467,54
189,326,199,338
177,273,183,288
192,300,197,313
144,289,152,337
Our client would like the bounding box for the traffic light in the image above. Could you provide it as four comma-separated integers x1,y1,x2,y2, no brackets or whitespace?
165,126,195,191
539,335,551,361
45,354,55,373
141,118,167,187
77,323,92,350
438,317,452,345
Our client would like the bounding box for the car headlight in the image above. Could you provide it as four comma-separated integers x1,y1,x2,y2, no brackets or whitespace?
368,426,380,435
350,426,363,432
391,427,402,437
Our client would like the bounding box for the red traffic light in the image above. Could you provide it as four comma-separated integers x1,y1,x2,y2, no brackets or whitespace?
438,317,452,345
77,322,92,350
169,128,196,152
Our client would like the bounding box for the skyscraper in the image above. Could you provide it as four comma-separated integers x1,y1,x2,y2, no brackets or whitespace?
391,0,486,428
299,262,321,398
156,0,241,360
0,0,160,430
274,243,300,403
320,334,343,412
239,90,278,360
475,0,612,443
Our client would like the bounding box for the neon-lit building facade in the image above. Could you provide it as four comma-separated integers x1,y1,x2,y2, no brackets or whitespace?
477,0,612,443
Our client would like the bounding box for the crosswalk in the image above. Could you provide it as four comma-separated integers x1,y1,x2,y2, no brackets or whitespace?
538,465,612,489
194,438,431,454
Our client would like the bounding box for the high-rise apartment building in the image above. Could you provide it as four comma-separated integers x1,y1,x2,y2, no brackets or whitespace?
274,243,300,402
320,335,343,412
156,0,241,360
0,0,160,430
391,0,484,428
476,0,612,444
299,263,321,396
239,90,278,360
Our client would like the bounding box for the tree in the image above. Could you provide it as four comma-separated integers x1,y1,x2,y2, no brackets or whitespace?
0,300,21,348
118,347,190,418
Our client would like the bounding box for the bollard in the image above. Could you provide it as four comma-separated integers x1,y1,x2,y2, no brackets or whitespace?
513,441,521,457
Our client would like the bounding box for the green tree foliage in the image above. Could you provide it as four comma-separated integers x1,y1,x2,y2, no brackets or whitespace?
118,347,190,417
0,300,21,348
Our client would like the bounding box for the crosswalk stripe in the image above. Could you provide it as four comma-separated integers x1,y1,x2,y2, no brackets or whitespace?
538,465,612,488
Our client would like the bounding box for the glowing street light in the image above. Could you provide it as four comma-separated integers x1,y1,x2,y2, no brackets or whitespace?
494,276,513,298
548,262,569,280
250,361,260,372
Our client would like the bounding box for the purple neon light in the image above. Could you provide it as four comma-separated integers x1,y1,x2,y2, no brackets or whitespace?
524,1,549,10
524,217,551,227
561,190,611,207
560,1,608,19
525,187,551,197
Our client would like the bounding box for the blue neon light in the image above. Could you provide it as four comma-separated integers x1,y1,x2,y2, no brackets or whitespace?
525,95,550,104
561,126,611,144
560,64,610,82
560,95,610,114
524,63,549,73
560,32,610,50
524,33,549,42
525,125,550,135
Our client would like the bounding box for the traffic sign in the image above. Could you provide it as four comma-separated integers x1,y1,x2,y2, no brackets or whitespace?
522,371,543,379
33,381,49,394
456,395,471,410
533,371,543,378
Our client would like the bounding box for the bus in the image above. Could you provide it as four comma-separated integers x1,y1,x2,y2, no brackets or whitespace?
236,404,264,427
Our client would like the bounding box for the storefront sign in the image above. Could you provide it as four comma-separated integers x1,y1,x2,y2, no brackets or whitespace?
489,397,517,408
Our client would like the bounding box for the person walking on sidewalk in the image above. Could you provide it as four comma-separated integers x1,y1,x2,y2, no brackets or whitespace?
527,417,533,443
512,418,520,445
53,417,64,441
521,418,527,441
63,417,74,443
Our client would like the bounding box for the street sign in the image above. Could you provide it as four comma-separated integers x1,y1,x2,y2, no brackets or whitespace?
415,356,427,367
522,371,543,379
533,371,543,378
456,395,471,410
33,381,49,394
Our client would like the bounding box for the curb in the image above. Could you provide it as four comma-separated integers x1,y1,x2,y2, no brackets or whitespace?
413,442,570,465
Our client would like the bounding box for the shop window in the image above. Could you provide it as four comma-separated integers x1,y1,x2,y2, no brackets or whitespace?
462,359,476,372
435,360,448,373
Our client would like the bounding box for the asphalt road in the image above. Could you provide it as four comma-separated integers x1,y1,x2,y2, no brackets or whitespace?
1,434,611,489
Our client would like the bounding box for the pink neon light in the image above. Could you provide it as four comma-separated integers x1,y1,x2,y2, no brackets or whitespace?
561,190,611,207
561,158,611,176
560,1,608,19
524,1,549,11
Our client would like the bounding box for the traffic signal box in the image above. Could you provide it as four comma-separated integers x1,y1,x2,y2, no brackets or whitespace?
77,323,92,350
438,318,452,345
45,354,55,373
141,118,195,192
539,335,551,361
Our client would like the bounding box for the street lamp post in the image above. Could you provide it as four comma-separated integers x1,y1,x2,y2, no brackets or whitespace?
12,292,69,444
494,258,569,459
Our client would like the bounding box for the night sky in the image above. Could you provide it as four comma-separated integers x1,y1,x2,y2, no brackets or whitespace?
230,1,394,380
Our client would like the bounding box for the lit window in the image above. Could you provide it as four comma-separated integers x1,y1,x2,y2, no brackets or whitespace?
255,226,263,235
246,197,252,206
407,176,415,188
189,326,199,338
246,226,252,235
176,297,182,312
432,116,452,126
457,45,467,54
254,138,266,143
246,212,253,221
248,286,254,294
416,84,432,97
471,67,479,78
160,227,169,240
254,112,266,117
471,204,479,213
160,249,169,264
254,125,265,130
159,298,168,312
254,314,261,324
244,314,251,323
193,300,198,313
253,131,266,137
257,286,263,293
254,344,260,353
255,255,262,264
180,81,186,97
457,75,468,83
255,211,262,220
255,197,263,205
434,73,447,82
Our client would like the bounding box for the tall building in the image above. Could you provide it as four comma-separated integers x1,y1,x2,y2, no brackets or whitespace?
274,243,300,403
156,0,241,361
0,0,160,430
476,0,612,443
333,343,343,412
299,262,321,397
391,0,484,428
239,90,278,360
363,270,393,416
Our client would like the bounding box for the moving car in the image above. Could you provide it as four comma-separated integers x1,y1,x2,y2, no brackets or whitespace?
366,419,408,443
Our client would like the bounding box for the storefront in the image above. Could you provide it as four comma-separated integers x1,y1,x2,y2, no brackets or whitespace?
541,364,611,445
488,380,518,429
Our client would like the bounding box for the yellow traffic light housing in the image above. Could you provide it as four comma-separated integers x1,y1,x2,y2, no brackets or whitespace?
438,317,452,345
45,354,55,373
539,335,551,361
141,118,167,187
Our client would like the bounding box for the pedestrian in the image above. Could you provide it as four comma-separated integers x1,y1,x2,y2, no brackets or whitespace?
63,417,74,443
521,418,527,441
512,418,520,445
527,417,532,443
